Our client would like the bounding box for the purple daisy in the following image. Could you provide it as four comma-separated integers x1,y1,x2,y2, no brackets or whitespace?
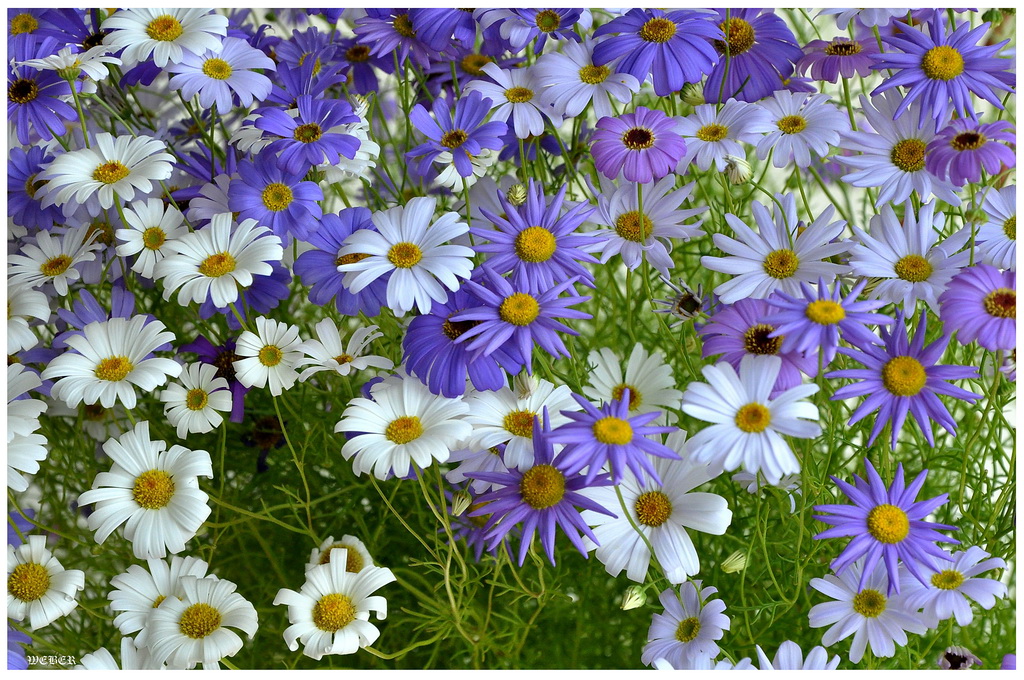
450,266,591,374
408,8,477,52
476,9,587,53
871,14,1015,126
7,52,77,145
796,36,879,82
704,9,804,103
827,310,981,448
591,106,687,184
925,118,1016,187
697,297,818,395
292,208,390,317
550,392,678,485
466,410,614,565
814,458,959,594
403,287,525,399
592,8,720,96
8,146,63,230
228,154,324,241
353,9,433,69
406,89,507,179
764,278,893,368
474,179,600,292
335,36,391,95
938,264,1015,352
181,335,250,424
254,94,360,175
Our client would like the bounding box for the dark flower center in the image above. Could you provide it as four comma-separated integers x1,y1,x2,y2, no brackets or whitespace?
252,415,284,449
442,313,479,340
535,9,561,33
346,45,371,62
213,349,240,382
440,129,468,149
743,324,782,355
715,18,756,55
621,126,655,150
950,131,986,151
293,123,323,143
984,288,1016,319
9,79,39,104
392,13,416,38
824,39,862,56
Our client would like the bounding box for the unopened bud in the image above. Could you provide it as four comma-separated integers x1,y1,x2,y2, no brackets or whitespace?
349,94,369,118
724,156,752,185
981,9,1004,24
506,183,528,207
451,489,472,517
620,585,647,610
721,550,747,574
680,82,705,106
513,371,540,399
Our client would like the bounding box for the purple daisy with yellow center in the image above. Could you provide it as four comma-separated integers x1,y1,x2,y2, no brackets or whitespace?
704,9,804,103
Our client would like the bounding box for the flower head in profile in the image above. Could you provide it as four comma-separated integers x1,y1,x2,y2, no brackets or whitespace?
975,184,1015,271
298,319,394,382
797,36,879,82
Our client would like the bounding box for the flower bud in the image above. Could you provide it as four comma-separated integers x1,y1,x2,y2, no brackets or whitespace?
451,489,472,517
680,82,705,106
724,155,752,185
620,585,647,610
982,9,1005,24
720,550,747,574
506,183,528,207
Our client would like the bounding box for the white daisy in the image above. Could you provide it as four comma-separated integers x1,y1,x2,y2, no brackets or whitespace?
165,36,275,112
8,364,46,440
7,535,86,630
676,99,771,172
533,37,641,120
109,555,211,638
297,319,394,382
431,147,500,192
160,362,232,438
756,91,850,168
701,193,849,304
7,279,50,353
337,196,474,316
809,559,927,664
116,197,188,279
900,546,1008,628
41,315,181,410
591,175,706,276
849,199,970,314
146,574,259,670
307,535,376,574
39,133,174,213
582,343,683,424
976,184,1015,271
19,44,121,82
76,637,164,670
464,62,560,139
8,432,48,493
101,8,228,69
838,92,961,207
7,225,100,295
681,355,821,485
755,640,841,671
233,316,305,396
320,97,380,183
274,551,396,660
462,379,579,470
186,174,234,225
155,212,283,309
818,8,910,30
581,430,731,583
77,421,214,559
641,581,730,669
335,373,472,479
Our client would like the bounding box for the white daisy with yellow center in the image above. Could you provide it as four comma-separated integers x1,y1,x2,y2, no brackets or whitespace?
101,7,228,69
307,535,376,575
7,364,48,493
160,362,232,438
108,555,211,638
116,197,187,279
7,280,50,354
8,535,86,630
297,319,394,382
233,316,306,397
8,225,101,296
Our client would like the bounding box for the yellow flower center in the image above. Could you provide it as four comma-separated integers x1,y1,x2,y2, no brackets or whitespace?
442,315,479,340
201,57,232,80
185,388,209,411
931,569,965,591
132,469,176,509
621,126,655,150
776,115,808,135
983,288,1016,319
142,226,166,250
881,356,927,397
504,86,534,103
519,464,566,510
503,409,537,438
715,17,755,55
10,13,39,35
743,323,782,355
152,594,166,608
199,252,237,278
614,211,654,243
336,252,370,267
696,123,729,142
293,123,323,143
535,9,561,32
675,616,701,642
87,220,115,247
852,588,886,618
258,345,283,367
805,300,846,325
385,415,423,444
460,53,492,76
440,129,468,149
514,226,557,263
313,593,357,631
592,416,633,445
387,241,423,268
40,254,72,277
735,403,771,433
178,603,222,639
890,138,927,172
93,161,131,185
950,131,986,151
318,543,365,572
392,13,416,38
95,356,134,382
261,182,293,211
639,17,677,44
7,563,50,602
334,353,354,365
824,39,862,56
893,254,933,282
762,249,799,279
498,293,541,326
146,15,184,42
635,490,673,527
611,383,642,410
296,52,323,75
578,64,610,84
921,45,965,81
1003,216,1016,240
24,173,45,199
866,503,910,544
